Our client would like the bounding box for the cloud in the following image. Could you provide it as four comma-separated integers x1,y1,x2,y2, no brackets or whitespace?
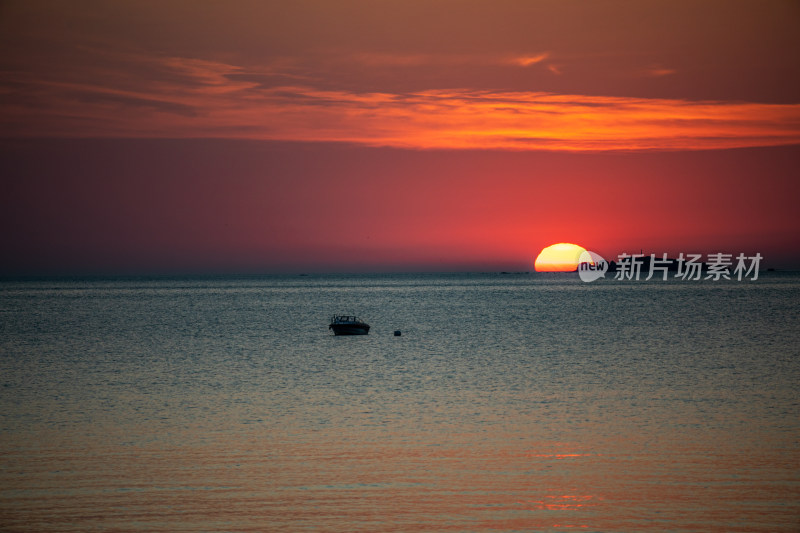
2,54,799,152
509,53,550,67
547,64,563,75
352,51,552,69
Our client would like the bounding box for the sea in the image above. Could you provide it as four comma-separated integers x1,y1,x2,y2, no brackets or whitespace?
1,272,798,532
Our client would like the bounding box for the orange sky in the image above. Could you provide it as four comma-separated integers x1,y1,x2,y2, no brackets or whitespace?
1,1,798,274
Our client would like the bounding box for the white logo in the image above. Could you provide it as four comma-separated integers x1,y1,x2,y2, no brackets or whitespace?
577,251,608,282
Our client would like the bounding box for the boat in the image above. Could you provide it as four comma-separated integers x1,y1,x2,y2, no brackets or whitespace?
329,314,370,335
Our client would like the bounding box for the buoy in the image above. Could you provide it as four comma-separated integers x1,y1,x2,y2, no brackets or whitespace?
394,330,401,336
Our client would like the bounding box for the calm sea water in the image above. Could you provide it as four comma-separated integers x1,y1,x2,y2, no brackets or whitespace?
1,272,798,532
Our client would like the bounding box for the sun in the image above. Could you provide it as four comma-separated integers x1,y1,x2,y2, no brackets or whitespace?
534,243,587,272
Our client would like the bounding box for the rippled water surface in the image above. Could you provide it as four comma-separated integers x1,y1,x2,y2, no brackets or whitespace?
1,273,798,531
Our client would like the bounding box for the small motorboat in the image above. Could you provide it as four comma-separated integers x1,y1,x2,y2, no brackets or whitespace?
329,314,370,335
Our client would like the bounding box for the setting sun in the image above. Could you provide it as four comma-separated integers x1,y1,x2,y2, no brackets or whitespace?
534,243,587,272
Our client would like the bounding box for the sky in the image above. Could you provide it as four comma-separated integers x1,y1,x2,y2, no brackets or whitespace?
1,0,799,274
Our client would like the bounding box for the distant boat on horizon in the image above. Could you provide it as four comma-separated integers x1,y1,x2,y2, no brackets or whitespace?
329,314,370,335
